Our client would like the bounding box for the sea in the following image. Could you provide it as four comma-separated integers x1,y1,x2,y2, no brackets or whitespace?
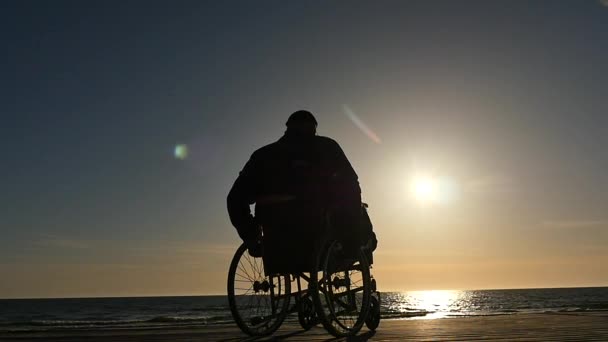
1,287,607,333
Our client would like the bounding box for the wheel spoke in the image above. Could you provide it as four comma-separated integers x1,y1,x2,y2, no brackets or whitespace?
237,262,254,281
228,244,291,336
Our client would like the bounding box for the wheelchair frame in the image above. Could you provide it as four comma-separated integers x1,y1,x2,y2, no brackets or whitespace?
227,238,380,338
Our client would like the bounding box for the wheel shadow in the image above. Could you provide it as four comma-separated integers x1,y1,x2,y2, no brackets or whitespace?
218,329,376,342
217,328,309,341
322,330,376,342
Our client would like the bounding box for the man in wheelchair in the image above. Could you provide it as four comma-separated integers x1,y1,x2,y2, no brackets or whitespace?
226,110,380,337
227,110,376,264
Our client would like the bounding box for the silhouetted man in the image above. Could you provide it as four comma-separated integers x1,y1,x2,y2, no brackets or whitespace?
227,110,370,260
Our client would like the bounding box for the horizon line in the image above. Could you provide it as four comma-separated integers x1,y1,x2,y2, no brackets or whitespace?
2,284,607,300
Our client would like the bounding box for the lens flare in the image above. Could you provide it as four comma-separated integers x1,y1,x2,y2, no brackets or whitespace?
343,104,381,144
174,144,189,160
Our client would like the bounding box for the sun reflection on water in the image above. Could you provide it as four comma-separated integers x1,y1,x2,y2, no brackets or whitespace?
380,288,608,321
386,290,473,319
412,290,462,319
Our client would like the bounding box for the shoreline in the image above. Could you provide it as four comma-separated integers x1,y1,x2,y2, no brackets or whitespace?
2,312,608,341
4,309,608,333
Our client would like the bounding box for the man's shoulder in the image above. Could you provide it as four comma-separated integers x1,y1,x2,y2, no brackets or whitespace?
315,135,342,149
250,139,283,159
249,136,342,159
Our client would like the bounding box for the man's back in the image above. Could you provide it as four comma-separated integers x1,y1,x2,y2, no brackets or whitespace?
227,110,365,263
239,134,359,206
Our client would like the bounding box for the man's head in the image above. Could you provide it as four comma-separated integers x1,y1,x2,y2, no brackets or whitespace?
285,110,317,137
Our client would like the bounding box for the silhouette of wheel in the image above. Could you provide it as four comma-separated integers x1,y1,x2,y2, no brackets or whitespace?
227,243,290,336
312,240,371,337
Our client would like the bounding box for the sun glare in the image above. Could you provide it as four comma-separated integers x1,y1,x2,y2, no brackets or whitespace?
411,176,438,203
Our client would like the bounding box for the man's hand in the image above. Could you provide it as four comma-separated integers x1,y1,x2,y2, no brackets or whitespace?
245,238,263,258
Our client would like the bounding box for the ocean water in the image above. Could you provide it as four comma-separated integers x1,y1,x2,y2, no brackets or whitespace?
1,287,607,332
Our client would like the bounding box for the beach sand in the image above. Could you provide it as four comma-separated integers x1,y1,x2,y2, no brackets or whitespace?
2,313,608,341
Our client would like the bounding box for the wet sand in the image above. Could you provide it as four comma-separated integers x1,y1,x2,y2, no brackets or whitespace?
2,313,608,341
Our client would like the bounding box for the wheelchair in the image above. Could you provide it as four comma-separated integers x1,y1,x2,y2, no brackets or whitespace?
227,206,380,338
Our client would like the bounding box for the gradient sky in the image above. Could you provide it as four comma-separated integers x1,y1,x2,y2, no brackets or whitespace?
2,1,608,298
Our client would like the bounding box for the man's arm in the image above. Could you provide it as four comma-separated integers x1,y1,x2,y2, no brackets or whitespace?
329,140,362,205
227,152,259,242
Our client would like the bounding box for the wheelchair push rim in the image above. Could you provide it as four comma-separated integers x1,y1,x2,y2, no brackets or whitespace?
227,243,291,336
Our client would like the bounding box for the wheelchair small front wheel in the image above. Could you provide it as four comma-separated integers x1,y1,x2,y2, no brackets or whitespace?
365,294,381,331
297,296,317,330
227,243,290,336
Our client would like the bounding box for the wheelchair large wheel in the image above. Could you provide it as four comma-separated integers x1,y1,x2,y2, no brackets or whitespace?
312,240,371,337
227,243,291,336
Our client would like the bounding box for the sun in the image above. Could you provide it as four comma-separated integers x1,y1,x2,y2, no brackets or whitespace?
410,176,439,204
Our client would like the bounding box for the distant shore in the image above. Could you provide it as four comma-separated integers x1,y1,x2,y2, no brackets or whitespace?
2,312,608,341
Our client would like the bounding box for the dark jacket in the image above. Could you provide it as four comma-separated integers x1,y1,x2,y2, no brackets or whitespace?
227,134,361,241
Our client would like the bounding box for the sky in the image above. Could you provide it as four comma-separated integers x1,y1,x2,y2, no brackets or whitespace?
1,0,608,298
